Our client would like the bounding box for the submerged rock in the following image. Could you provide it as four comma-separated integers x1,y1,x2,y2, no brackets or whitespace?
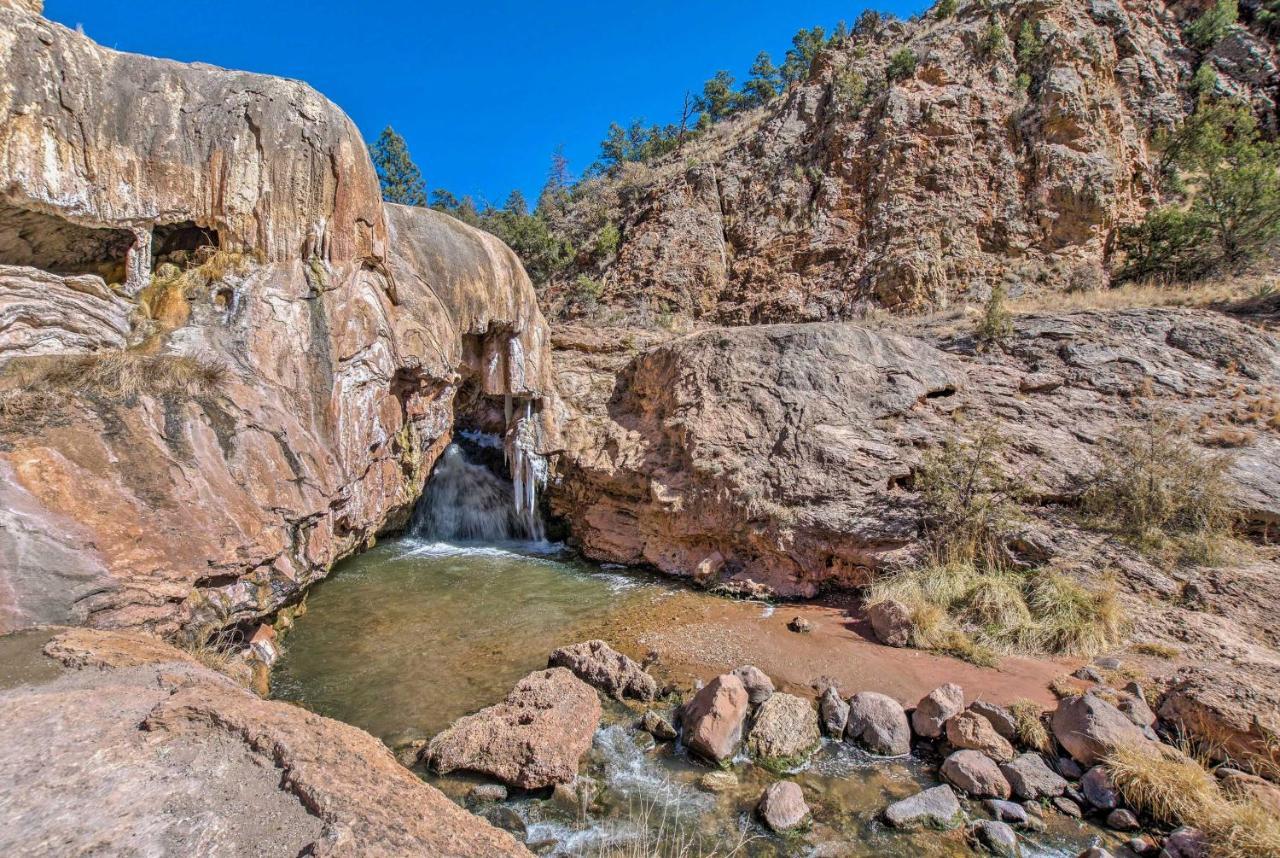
548,639,656,701
682,674,750,763
845,691,911,756
746,692,820,768
756,781,810,832
972,820,1020,857
883,785,964,830
427,667,601,789
697,770,738,793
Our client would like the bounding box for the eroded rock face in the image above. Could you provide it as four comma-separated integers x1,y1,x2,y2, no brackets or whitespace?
1159,664,1280,775
0,628,528,857
0,6,555,636
426,668,601,789
541,1,1277,322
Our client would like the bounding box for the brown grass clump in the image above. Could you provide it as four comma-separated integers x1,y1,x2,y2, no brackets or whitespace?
180,623,246,682
1007,698,1052,753
1048,675,1079,699
1133,641,1182,660
1084,413,1238,565
1006,275,1259,315
0,350,228,429
1106,743,1280,858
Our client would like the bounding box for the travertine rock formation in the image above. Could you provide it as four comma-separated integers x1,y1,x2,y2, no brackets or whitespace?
543,0,1278,322
0,5,554,635
0,628,528,857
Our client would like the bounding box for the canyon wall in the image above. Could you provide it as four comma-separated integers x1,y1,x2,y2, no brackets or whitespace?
543,0,1278,322
0,5,554,636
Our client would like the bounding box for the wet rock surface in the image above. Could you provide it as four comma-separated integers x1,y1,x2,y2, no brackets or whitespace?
845,690,911,756
883,784,964,830
756,781,810,832
681,673,750,763
746,692,820,767
426,668,601,789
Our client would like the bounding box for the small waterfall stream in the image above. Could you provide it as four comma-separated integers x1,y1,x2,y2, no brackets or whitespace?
412,436,545,543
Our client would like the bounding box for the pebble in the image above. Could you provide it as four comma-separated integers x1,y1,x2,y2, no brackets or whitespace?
787,616,813,633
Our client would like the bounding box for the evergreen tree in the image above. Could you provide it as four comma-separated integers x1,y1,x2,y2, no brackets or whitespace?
782,27,828,85
537,147,573,215
743,52,782,107
371,126,427,207
695,70,741,122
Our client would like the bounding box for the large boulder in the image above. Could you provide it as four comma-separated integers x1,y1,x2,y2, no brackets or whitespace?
1159,665,1280,774
548,640,656,701
912,683,965,738
756,781,809,832
946,710,1016,763
941,750,1012,799
999,753,1068,801
682,674,750,763
746,693,820,767
883,785,964,830
426,668,601,789
845,691,911,756
1051,694,1151,767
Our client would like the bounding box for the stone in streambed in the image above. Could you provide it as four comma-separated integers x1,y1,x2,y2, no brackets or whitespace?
946,710,1015,762
971,820,1020,857
1107,808,1140,831
818,686,849,737
969,700,1018,742
983,799,1028,825
468,783,508,803
942,750,1012,799
639,709,677,740
746,692,820,768
1051,693,1150,767
697,770,738,793
1080,765,1119,809
999,753,1067,801
912,683,965,739
682,673,750,763
548,639,656,701
426,667,601,789
844,691,911,756
756,781,809,832
883,784,964,830
730,665,774,706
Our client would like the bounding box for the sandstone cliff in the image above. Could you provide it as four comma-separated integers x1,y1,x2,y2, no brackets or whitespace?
0,5,555,635
542,0,1278,322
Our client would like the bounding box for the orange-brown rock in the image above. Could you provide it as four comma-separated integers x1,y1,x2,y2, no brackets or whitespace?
682,673,751,762
0,5,555,636
0,628,528,857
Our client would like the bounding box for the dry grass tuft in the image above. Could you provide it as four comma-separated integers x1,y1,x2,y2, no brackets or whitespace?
180,623,245,678
0,350,227,426
589,791,756,858
1007,698,1052,753
1006,275,1260,315
1106,743,1280,858
1084,413,1238,566
1133,641,1182,660
1048,675,1079,699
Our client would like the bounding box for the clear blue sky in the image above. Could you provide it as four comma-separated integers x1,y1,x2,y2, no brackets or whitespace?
45,1,928,206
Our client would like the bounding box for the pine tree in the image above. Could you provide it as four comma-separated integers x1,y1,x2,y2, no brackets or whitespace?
782,27,827,85
536,147,573,216
695,70,741,122
743,52,782,108
371,126,427,207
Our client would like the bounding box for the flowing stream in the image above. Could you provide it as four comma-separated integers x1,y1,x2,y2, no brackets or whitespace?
272,445,1118,857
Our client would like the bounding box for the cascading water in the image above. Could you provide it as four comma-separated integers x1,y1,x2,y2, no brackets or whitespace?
412,400,547,543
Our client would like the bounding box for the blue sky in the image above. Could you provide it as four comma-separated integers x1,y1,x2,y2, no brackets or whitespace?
45,1,928,206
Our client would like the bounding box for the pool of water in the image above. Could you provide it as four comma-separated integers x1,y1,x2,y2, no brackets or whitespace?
272,539,1123,857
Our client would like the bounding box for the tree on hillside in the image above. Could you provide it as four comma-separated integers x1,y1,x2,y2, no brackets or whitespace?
695,70,742,122
1119,99,1280,281
782,26,828,85
537,147,573,216
743,52,782,107
371,126,427,207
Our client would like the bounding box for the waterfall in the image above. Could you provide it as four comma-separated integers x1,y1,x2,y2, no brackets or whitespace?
413,443,537,542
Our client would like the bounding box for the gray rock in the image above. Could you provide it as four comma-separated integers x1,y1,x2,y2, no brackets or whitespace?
756,781,809,832
1117,683,1157,728
640,709,677,740
868,599,913,647
942,750,1012,799
883,785,964,830
972,820,1019,857
1074,667,1104,683
1000,753,1068,801
1106,808,1139,831
548,640,657,701
818,686,849,737
845,691,911,756
983,799,1029,825
1051,694,1150,766
1163,827,1208,858
1052,796,1083,818
1081,766,1119,810
482,806,527,839
1057,757,1084,780
730,665,775,706
468,783,508,803
969,701,1018,742
912,683,965,739
746,692,820,766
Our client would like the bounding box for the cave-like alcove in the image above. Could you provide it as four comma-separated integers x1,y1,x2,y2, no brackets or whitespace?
152,221,221,266
0,200,134,281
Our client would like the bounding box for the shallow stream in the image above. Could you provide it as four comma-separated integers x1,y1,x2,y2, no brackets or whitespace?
273,539,1120,857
